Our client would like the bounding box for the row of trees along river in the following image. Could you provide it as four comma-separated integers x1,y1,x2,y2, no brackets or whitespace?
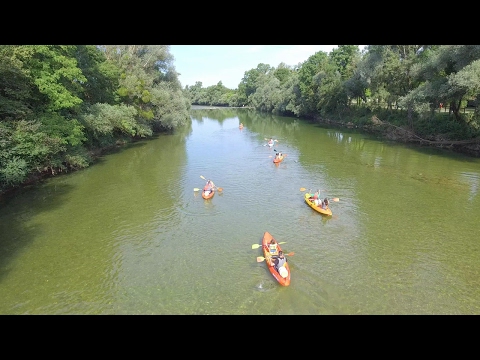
2,45,480,196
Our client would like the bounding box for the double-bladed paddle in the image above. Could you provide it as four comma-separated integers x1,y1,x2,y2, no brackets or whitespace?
251,242,286,249
300,188,338,202
199,175,223,192
256,252,294,262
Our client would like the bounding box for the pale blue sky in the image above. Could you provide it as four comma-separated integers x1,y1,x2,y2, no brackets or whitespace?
170,45,366,90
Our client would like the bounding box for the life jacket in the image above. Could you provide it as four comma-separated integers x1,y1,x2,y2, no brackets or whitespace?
269,243,277,254
275,256,286,268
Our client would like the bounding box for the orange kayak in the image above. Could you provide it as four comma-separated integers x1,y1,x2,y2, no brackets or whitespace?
202,188,215,199
262,231,291,286
304,193,332,216
273,155,284,164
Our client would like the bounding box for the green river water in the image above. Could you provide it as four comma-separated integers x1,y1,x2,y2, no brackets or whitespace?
1,107,479,314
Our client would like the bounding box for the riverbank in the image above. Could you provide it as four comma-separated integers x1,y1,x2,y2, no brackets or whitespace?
312,114,480,158
0,141,127,200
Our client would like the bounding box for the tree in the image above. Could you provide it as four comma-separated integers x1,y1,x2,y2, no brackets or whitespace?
402,45,480,122
99,45,190,131
329,45,360,80
296,50,331,117
237,63,274,104
18,45,87,112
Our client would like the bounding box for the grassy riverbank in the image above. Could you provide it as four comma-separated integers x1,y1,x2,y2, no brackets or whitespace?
313,107,480,157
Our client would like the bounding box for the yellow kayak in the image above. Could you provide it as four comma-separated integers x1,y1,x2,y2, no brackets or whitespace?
304,193,332,216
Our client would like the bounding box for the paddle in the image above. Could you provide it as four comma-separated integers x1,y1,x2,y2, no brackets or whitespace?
256,252,294,262
200,175,223,192
251,242,286,249
300,188,337,201
264,138,278,146
306,194,340,203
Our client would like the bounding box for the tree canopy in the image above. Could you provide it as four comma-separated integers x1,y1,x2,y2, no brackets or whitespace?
0,45,190,192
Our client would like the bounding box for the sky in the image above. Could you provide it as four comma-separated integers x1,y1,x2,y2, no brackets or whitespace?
169,45,366,90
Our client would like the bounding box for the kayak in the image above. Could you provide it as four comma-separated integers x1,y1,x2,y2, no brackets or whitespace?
202,188,215,199
273,155,284,164
304,193,332,216
262,231,291,286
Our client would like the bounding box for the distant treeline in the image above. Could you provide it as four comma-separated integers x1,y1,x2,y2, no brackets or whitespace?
0,45,191,193
184,45,480,144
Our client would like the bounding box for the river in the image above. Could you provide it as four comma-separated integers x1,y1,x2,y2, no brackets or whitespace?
1,107,479,314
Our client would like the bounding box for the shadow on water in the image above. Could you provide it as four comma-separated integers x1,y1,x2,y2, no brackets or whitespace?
0,182,75,282
0,139,153,283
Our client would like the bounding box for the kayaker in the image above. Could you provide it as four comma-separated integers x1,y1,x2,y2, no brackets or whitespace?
310,189,320,206
268,239,278,254
203,180,215,195
271,251,287,272
321,198,329,209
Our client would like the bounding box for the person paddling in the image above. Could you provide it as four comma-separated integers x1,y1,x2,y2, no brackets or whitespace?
272,250,286,268
271,251,288,278
203,179,215,195
268,239,278,255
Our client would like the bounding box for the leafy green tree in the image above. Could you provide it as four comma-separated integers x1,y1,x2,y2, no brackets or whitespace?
0,46,39,121
401,45,480,123
18,45,87,112
273,63,292,85
296,50,332,117
185,81,206,104
74,45,120,106
329,45,360,80
100,45,189,131
250,73,281,112
79,103,140,147
237,63,274,104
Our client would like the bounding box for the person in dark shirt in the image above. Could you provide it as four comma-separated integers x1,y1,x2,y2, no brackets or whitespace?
271,251,287,271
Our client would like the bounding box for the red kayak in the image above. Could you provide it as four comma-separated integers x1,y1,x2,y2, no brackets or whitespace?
261,231,291,286
273,155,284,164
202,188,215,199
